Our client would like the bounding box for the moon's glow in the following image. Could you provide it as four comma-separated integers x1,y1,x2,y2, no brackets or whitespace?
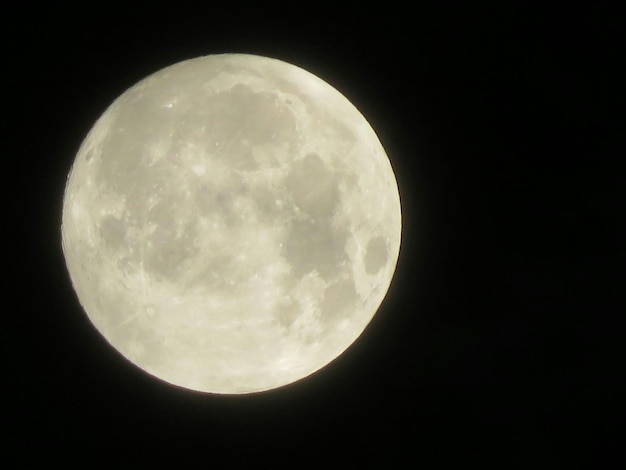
62,54,401,394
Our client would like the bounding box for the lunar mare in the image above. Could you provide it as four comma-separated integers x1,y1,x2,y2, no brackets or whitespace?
62,54,401,394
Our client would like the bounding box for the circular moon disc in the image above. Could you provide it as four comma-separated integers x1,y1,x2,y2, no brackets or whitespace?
61,54,401,394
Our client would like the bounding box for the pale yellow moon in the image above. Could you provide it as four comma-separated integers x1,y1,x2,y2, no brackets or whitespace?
61,53,401,394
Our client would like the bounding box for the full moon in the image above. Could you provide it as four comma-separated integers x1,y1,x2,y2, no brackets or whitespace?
61,54,401,394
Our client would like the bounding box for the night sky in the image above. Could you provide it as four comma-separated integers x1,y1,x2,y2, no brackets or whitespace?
5,3,623,466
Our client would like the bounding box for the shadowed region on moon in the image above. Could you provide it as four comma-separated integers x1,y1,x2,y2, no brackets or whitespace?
282,152,349,279
282,217,349,278
206,84,298,170
62,54,401,394
364,236,389,275
285,153,340,217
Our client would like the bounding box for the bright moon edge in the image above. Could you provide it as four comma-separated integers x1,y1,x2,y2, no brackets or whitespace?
61,53,402,394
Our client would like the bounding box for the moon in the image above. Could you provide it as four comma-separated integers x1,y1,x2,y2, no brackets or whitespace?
61,53,401,394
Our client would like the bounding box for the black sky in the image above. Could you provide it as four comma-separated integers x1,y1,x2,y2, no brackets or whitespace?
4,2,623,466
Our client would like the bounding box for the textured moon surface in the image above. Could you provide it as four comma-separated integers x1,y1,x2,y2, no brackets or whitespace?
61,54,401,394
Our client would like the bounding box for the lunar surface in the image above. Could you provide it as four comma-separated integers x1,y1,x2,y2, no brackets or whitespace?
61,54,401,394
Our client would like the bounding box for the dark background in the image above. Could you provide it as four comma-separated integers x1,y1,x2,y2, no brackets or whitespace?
4,2,623,466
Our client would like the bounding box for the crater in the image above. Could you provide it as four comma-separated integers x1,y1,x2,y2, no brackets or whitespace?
364,236,389,275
